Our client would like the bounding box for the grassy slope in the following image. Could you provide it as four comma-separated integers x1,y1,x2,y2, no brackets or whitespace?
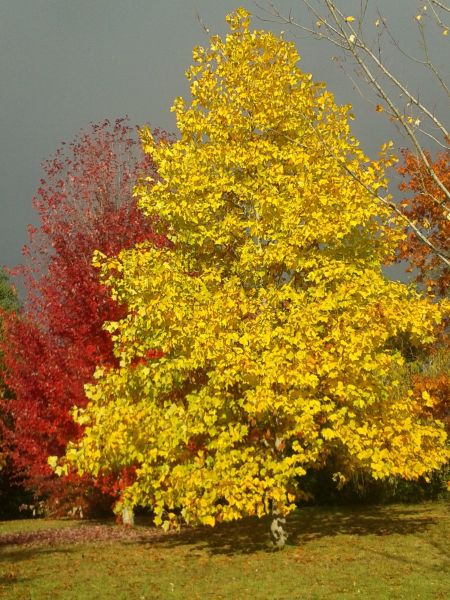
1,502,449,600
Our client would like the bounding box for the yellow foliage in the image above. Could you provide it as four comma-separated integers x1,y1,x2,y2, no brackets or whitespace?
60,8,448,529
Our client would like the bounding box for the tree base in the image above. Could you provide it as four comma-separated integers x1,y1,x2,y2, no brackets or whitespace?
270,514,288,550
121,506,135,526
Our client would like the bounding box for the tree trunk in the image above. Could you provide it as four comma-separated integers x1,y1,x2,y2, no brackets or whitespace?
122,505,135,526
270,507,287,549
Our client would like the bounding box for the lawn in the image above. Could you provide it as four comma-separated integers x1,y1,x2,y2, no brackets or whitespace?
1,502,449,600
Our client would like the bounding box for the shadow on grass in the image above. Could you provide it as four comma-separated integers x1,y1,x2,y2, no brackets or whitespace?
0,545,77,564
0,546,77,589
0,574,32,588
130,504,443,556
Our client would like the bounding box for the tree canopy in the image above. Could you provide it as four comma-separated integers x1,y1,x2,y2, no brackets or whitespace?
60,9,448,529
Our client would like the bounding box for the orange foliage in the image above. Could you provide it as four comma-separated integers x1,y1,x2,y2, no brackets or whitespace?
413,369,449,435
397,149,449,297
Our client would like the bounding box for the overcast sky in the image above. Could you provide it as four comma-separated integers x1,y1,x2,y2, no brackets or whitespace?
1,0,448,286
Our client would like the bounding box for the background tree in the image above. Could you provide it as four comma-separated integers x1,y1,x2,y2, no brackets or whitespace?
60,10,448,541
397,148,449,297
1,118,169,515
256,0,450,269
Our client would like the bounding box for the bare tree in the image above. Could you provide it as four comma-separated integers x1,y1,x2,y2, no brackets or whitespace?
256,0,450,268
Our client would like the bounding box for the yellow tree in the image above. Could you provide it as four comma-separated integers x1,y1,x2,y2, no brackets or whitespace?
59,9,448,540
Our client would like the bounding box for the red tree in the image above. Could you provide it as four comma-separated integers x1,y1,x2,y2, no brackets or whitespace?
1,118,169,514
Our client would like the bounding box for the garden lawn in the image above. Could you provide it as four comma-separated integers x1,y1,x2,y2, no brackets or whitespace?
1,502,449,600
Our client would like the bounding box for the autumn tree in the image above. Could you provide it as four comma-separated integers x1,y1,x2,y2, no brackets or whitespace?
1,118,168,514
397,148,449,297
59,10,448,540
257,0,450,269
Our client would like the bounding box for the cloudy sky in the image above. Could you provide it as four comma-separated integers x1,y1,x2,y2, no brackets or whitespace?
1,0,448,286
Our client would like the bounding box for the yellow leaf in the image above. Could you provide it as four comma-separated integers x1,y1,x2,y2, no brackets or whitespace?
202,515,216,527
421,390,434,407
48,456,58,469
161,520,171,532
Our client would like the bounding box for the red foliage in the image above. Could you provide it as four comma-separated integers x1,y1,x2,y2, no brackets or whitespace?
415,372,450,434
397,148,450,297
1,118,169,514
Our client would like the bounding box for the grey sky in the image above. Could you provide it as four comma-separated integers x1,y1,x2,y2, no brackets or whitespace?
1,0,448,283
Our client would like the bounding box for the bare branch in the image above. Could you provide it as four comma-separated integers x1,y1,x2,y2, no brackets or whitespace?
194,7,211,36
324,1,449,138
430,0,450,14
415,14,450,99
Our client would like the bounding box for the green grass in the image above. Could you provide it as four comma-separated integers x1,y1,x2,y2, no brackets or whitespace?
1,502,449,599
